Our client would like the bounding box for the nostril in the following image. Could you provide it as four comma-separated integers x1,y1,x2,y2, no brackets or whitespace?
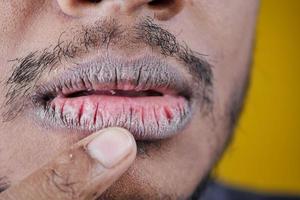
147,0,184,20
88,0,101,3
148,0,176,9
77,0,101,4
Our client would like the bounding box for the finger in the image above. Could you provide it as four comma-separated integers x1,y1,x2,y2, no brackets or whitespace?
0,127,137,200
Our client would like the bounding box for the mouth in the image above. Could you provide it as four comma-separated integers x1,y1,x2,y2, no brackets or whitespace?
31,55,193,140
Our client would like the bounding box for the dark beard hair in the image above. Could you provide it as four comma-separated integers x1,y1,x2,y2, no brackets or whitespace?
0,177,9,193
191,57,253,200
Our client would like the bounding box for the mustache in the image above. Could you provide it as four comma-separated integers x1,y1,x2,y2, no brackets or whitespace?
2,17,213,121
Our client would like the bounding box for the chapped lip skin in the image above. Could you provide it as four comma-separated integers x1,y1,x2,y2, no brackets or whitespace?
31,55,194,140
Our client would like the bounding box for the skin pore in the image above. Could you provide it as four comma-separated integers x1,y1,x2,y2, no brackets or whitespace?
0,0,259,199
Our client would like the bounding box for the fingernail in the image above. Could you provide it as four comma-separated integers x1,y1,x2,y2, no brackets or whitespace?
87,128,133,168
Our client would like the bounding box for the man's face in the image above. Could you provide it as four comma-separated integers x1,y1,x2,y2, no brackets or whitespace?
0,0,259,199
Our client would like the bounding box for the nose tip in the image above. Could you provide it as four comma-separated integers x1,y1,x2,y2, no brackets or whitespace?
56,0,151,17
123,0,151,13
56,0,184,20
56,0,108,17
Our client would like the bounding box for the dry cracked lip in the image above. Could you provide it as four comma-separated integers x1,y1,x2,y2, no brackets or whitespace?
31,55,193,140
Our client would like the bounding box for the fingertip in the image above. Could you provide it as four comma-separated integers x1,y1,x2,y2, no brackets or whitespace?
87,127,137,168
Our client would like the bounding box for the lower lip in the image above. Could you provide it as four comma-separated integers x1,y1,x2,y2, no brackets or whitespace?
39,95,191,140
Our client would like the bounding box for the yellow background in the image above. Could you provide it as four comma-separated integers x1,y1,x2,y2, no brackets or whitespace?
214,0,300,195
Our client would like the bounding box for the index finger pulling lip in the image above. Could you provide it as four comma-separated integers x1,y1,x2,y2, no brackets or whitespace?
31,55,193,140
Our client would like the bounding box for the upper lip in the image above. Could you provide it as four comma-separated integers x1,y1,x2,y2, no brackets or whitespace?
32,55,192,106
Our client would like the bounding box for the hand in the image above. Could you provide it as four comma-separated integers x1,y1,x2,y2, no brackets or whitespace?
0,127,137,200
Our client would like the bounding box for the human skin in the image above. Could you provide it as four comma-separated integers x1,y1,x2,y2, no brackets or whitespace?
0,0,259,199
